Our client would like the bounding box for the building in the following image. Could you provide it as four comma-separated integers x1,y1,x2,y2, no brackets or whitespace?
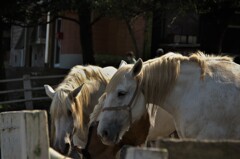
8,12,146,69
8,9,240,68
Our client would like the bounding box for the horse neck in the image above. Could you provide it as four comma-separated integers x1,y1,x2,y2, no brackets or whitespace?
141,60,179,106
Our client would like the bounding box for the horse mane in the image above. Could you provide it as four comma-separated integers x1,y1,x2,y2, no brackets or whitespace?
50,90,70,144
141,51,233,106
50,65,110,142
56,65,109,92
72,80,106,133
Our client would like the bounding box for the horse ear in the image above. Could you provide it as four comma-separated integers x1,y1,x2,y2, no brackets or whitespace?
131,58,143,77
71,83,84,99
44,85,55,99
119,60,127,68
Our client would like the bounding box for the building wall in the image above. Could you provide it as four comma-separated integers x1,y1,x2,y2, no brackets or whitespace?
31,44,45,67
57,12,146,68
93,16,146,57
9,13,146,69
9,26,25,67
56,12,83,68
60,12,82,55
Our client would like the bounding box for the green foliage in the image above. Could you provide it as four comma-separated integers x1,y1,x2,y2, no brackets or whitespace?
1,0,239,26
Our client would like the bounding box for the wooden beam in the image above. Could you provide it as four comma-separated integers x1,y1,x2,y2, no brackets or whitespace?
156,138,240,159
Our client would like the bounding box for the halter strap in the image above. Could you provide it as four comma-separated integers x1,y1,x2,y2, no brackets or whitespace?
101,80,139,125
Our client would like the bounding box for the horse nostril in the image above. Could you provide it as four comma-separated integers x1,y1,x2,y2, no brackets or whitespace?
63,142,71,155
102,129,109,138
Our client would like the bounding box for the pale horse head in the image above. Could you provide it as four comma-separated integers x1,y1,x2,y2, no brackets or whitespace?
97,59,147,145
44,84,84,154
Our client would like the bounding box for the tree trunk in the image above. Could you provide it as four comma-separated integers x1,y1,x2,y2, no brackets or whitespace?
199,10,232,54
78,6,95,65
150,8,165,58
125,19,140,58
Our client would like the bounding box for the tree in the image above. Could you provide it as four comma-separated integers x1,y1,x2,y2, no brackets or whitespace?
94,0,155,58
195,0,240,54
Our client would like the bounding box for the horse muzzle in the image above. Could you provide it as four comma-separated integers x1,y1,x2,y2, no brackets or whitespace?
98,122,122,146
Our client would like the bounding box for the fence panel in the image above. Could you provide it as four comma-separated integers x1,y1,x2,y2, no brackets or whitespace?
0,74,65,110
155,138,240,159
0,110,49,159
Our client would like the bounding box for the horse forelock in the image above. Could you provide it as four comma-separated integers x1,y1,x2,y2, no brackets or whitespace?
105,65,133,93
50,90,70,143
72,82,92,132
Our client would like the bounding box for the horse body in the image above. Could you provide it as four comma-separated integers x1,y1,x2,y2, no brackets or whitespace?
97,52,240,145
165,60,240,139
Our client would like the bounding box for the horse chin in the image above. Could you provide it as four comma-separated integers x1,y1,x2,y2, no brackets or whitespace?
100,135,121,146
101,125,129,146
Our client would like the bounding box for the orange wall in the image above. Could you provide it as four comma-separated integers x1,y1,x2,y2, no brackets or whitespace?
93,16,145,56
60,12,145,56
60,12,81,54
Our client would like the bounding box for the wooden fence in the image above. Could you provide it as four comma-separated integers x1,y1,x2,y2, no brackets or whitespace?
0,74,65,110
0,110,71,159
120,139,240,159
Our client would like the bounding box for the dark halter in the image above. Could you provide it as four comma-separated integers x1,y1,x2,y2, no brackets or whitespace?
69,122,98,159
101,80,140,125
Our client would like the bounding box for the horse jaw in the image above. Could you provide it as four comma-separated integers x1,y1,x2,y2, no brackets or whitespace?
44,84,55,99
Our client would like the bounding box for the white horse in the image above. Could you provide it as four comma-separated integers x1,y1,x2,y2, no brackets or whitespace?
44,65,116,154
97,51,240,145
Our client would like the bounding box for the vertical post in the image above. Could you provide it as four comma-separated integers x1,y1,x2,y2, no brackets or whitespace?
23,74,33,109
0,110,50,159
45,12,50,66
24,27,31,67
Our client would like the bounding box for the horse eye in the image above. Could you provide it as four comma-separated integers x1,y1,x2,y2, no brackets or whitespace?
118,91,127,97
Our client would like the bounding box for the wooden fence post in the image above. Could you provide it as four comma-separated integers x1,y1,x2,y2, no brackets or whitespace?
120,147,168,159
0,110,50,159
156,138,240,159
23,74,33,109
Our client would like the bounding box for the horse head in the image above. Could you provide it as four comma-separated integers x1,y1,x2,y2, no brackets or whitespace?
44,84,84,155
97,59,147,145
